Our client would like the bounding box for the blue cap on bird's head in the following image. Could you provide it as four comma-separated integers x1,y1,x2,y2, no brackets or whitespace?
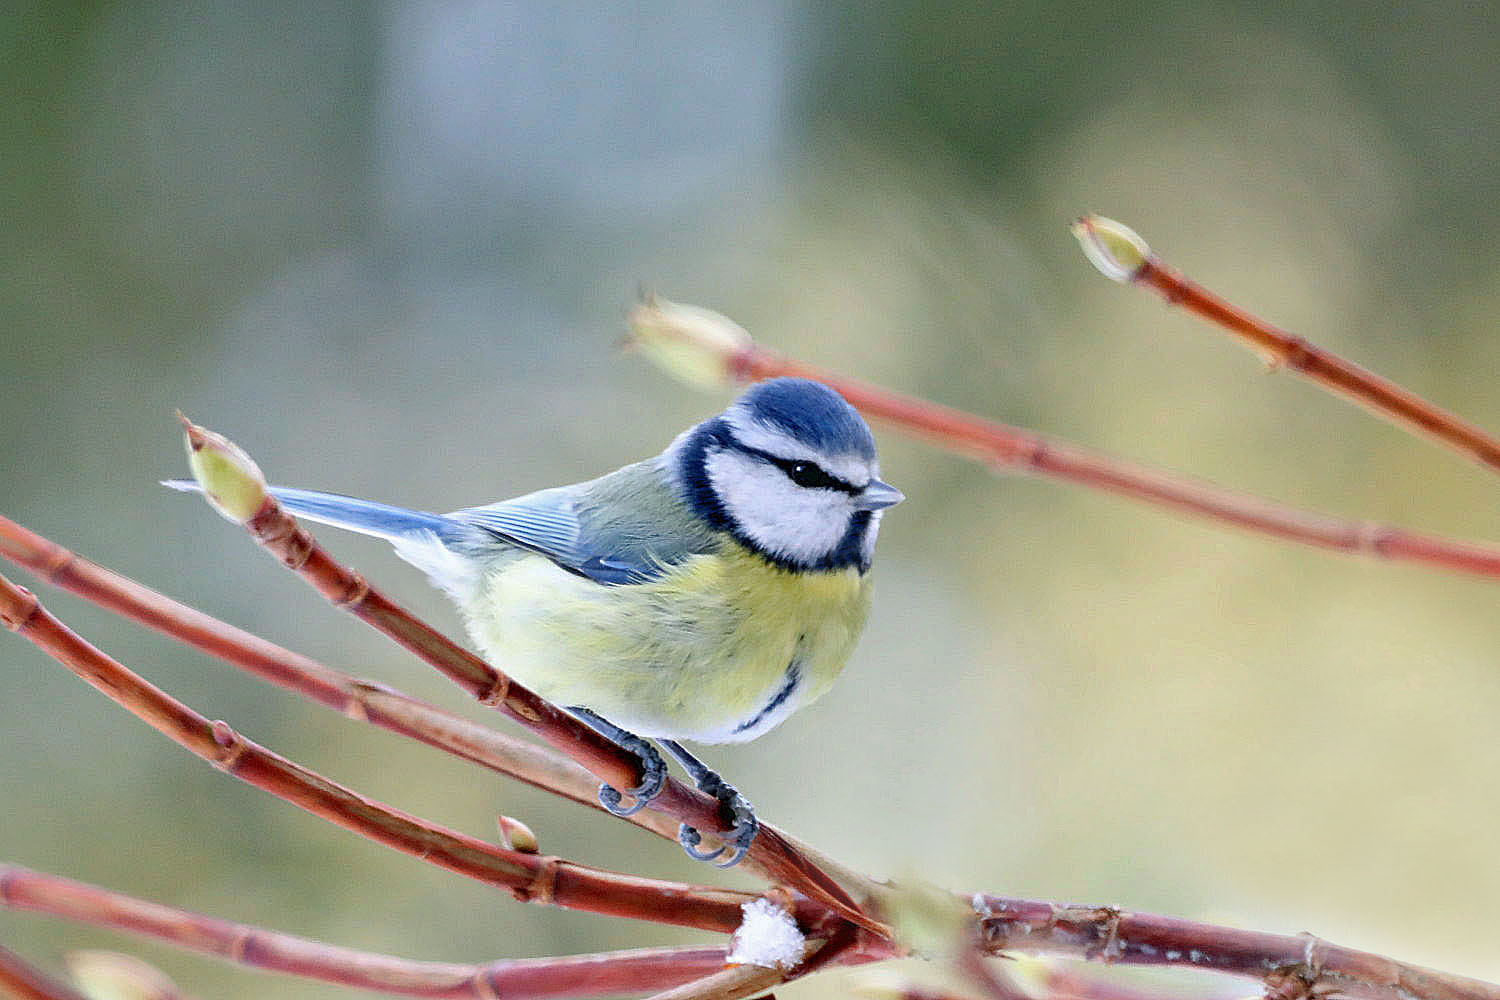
731,378,877,462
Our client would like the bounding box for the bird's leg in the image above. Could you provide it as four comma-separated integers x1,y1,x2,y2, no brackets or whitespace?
567,707,667,817
658,739,758,868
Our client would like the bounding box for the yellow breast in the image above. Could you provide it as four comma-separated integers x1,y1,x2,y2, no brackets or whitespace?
461,542,871,743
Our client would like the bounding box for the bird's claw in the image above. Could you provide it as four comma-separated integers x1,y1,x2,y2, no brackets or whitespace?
596,742,667,817
677,774,758,868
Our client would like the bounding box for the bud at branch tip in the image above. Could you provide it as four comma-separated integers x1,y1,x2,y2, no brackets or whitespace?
66,949,182,1000
177,413,268,524
624,294,752,391
1071,215,1151,283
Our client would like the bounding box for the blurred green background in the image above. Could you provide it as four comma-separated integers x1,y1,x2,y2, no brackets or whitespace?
5,2,1500,996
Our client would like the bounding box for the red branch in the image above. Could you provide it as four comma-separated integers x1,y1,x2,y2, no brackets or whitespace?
1,865,730,1000
0,511,679,841
1131,257,1500,474
0,512,881,917
0,569,753,935
723,348,1500,581
975,896,1500,1000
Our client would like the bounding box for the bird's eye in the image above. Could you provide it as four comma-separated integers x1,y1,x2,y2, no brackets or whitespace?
783,460,837,489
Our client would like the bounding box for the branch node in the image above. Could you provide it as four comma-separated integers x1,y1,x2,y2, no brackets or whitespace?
1023,439,1051,472
340,681,374,722
226,926,254,964
247,507,313,570
1281,336,1316,373
330,570,371,610
208,720,248,772
474,970,507,1000
1263,934,1330,1000
1351,520,1390,557
1093,907,1125,964
479,673,512,710
40,545,76,584
0,582,40,633
514,855,562,905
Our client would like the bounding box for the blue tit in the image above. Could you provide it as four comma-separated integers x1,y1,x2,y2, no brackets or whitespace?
170,377,902,866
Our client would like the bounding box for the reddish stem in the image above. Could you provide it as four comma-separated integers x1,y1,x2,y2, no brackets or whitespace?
728,349,1500,581
0,570,752,935
1,865,729,1000
0,512,680,841
975,895,1500,1000
1132,258,1500,474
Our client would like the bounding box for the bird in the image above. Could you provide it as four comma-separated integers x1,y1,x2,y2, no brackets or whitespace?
169,377,902,866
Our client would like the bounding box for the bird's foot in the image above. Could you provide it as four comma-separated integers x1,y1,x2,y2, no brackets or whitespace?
677,771,758,868
596,743,667,817
568,707,668,817
659,739,758,868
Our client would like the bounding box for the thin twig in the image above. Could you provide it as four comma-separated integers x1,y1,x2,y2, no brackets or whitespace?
728,347,1500,580
0,569,753,935
1072,215,1500,474
173,418,882,936
974,895,1500,1000
0,945,88,1000
0,865,728,1000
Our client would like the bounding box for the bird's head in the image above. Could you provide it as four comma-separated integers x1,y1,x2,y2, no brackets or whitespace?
670,377,903,572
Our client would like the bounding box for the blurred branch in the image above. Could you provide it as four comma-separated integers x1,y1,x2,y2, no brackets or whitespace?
1073,215,1500,474
0,945,88,1000
974,895,1500,1000
174,417,882,935
628,298,1500,582
1,865,729,1000
0,568,752,934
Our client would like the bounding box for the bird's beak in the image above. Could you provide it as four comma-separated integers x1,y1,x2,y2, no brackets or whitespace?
855,479,904,511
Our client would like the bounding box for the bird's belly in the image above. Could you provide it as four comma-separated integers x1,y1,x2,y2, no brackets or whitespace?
462,548,871,743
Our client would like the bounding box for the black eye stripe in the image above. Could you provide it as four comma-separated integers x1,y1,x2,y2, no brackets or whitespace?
733,444,859,494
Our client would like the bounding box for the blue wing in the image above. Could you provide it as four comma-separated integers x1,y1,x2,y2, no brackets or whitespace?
448,465,717,586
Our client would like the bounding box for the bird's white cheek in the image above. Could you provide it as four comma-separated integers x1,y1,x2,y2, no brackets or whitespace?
706,451,848,564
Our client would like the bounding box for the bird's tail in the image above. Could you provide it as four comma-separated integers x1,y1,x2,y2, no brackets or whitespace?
162,481,468,545
163,481,488,601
